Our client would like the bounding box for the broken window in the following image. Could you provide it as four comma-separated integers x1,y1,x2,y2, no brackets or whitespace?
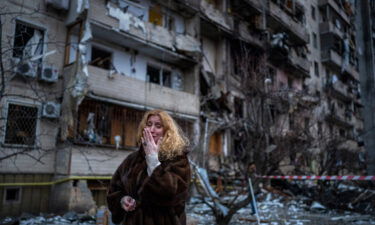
339,128,346,138
313,33,318,49
90,46,112,70
77,99,144,148
65,21,82,65
13,22,44,60
149,5,163,26
4,187,21,204
209,131,223,156
234,97,244,118
164,13,175,31
147,65,172,88
314,61,319,77
311,5,316,20
4,103,38,146
76,99,193,148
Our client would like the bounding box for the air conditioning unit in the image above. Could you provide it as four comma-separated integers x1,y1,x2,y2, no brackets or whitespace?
42,102,61,118
14,61,37,78
40,66,59,82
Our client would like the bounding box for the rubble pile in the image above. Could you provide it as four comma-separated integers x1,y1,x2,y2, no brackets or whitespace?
0,212,96,225
186,190,375,225
270,179,375,214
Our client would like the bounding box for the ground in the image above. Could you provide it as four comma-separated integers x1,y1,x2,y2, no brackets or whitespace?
186,192,375,225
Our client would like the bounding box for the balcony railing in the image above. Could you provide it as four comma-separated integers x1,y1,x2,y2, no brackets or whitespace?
269,47,309,78
63,65,200,116
325,110,353,128
90,2,201,59
237,21,264,48
321,49,359,81
325,80,352,102
319,21,344,39
268,1,309,45
200,0,233,31
318,0,350,24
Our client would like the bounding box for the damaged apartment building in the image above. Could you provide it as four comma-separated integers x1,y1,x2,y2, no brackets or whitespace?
0,0,371,216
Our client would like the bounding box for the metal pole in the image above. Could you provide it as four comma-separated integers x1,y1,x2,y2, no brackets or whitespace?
248,178,261,225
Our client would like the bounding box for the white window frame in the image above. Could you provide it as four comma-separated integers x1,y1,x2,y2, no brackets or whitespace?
146,63,173,87
2,100,41,148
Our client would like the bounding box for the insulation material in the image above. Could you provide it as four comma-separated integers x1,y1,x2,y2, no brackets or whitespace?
107,3,198,53
77,0,90,14
60,20,92,141
175,34,201,53
65,0,90,24
23,30,43,58
107,4,146,34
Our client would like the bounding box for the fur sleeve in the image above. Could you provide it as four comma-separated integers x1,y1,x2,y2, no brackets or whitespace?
107,159,128,224
138,154,191,206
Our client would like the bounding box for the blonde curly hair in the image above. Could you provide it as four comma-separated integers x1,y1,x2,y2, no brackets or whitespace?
137,109,189,160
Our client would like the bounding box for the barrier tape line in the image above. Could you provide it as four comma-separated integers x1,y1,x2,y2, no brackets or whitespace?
257,175,375,181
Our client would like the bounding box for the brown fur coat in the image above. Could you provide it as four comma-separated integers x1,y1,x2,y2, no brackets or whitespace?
107,147,191,225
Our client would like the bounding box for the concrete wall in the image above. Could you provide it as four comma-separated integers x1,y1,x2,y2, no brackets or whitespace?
0,0,65,174
69,147,131,175
86,65,200,116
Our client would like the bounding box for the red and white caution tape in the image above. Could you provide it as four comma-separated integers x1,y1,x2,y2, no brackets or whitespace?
257,175,375,181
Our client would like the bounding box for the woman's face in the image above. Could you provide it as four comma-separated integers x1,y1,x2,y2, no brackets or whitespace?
145,115,164,143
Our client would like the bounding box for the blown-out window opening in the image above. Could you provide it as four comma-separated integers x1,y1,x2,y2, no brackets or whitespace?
76,99,194,149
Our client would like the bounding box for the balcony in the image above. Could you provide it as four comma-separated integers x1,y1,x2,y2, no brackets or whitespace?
237,21,264,48
325,104,353,128
200,0,233,31
318,0,350,25
87,66,199,116
64,65,200,116
325,80,352,102
321,49,360,81
269,47,310,78
319,21,344,39
268,1,309,45
232,0,264,15
89,2,200,63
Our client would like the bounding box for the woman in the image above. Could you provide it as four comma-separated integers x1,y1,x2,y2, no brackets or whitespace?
107,109,191,225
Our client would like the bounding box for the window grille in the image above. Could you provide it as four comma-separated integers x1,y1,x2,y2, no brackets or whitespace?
4,104,38,145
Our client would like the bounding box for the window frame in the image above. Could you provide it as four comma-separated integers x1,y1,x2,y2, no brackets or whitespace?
12,19,47,60
146,63,173,88
3,187,22,204
12,20,47,76
2,100,41,148
89,44,113,70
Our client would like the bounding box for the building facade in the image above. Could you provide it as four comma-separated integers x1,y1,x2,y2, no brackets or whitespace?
0,0,369,216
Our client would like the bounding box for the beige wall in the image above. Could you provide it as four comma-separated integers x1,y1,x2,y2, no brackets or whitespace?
86,65,200,116
70,147,132,175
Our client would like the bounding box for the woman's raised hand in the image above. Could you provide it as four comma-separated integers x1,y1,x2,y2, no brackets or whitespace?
141,128,162,155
